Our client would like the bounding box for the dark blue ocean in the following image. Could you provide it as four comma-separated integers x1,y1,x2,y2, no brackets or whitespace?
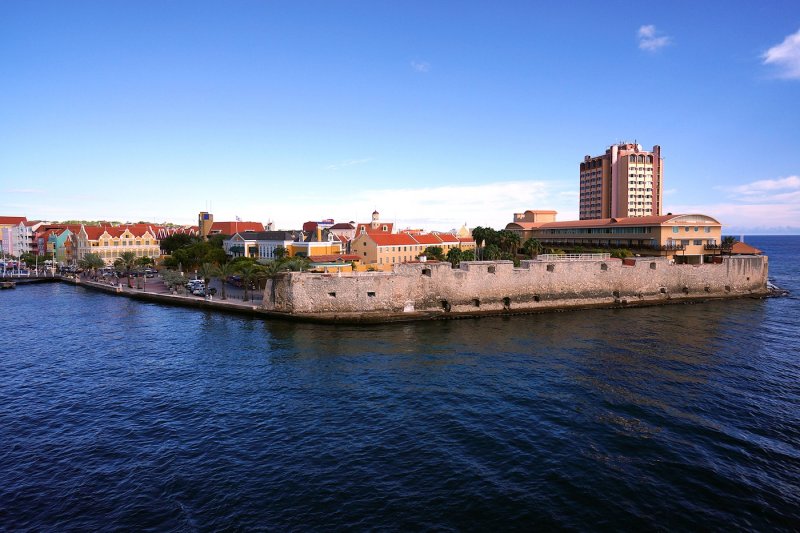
1,236,798,531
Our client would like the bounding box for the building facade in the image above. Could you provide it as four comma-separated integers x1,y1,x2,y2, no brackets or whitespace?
75,225,161,265
580,143,663,220
510,213,722,264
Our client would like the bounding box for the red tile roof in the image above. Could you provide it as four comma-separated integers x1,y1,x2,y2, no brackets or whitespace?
537,214,718,229
435,233,459,243
371,233,418,246
731,242,762,255
411,233,442,245
211,221,264,235
330,223,355,230
0,216,27,225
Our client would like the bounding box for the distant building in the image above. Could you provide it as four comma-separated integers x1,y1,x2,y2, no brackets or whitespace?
75,224,161,265
507,211,722,264
224,230,343,259
355,211,394,236
198,212,214,240
580,143,663,219
352,230,473,266
198,211,264,239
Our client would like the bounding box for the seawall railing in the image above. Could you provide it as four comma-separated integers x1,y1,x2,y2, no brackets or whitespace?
536,253,611,262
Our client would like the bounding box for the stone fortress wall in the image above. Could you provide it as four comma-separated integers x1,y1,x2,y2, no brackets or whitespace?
261,256,769,319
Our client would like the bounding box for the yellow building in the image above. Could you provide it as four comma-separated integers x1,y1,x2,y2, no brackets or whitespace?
76,224,161,264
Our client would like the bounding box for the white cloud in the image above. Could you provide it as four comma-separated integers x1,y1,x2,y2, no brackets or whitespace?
231,179,577,231
325,158,373,171
763,28,800,79
638,25,671,52
673,175,800,230
722,175,800,201
410,60,431,73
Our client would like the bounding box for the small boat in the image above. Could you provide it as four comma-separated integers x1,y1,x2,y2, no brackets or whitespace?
0,281,16,289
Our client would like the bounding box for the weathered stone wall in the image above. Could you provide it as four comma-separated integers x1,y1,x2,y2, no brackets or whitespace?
262,256,768,317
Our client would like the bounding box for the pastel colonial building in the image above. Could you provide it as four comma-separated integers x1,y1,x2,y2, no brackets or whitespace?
75,224,161,264
224,230,343,260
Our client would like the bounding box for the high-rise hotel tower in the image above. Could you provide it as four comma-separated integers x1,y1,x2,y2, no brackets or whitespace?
579,143,663,220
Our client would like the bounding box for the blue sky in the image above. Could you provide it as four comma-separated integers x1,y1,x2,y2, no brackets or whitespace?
1,1,799,233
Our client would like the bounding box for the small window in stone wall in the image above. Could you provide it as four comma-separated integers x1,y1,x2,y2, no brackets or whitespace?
422,268,431,277
473,298,480,307
488,265,496,274
650,262,657,270
600,263,608,271
503,297,511,309
367,291,376,297
328,292,336,298
547,264,555,272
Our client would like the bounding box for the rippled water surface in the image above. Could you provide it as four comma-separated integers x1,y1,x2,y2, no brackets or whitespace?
2,236,799,530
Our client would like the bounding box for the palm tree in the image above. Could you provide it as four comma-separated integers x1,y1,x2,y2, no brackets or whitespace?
116,251,138,288
446,247,463,267
79,253,105,278
238,263,257,302
497,230,521,255
522,238,543,259
483,243,502,260
721,235,739,255
197,262,218,297
215,261,237,300
262,260,289,306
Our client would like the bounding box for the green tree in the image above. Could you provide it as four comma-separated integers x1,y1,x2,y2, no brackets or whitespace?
197,262,218,297
136,256,154,268
522,238,543,258
115,251,138,288
460,249,476,262
497,229,521,255
79,253,105,277
420,246,445,261
274,246,288,260
721,235,739,255
160,233,196,254
19,252,39,267
215,261,238,300
238,263,257,302
261,260,288,305
483,243,502,260
446,247,463,267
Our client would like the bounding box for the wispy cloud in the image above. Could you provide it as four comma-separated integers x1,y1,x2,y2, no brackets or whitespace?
410,60,431,73
763,28,800,79
673,175,800,230
273,179,578,230
5,188,46,194
638,25,671,52
325,158,373,171
722,175,800,202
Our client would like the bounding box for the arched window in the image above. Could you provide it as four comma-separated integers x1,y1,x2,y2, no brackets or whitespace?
629,155,636,163
638,155,645,163
647,155,653,164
